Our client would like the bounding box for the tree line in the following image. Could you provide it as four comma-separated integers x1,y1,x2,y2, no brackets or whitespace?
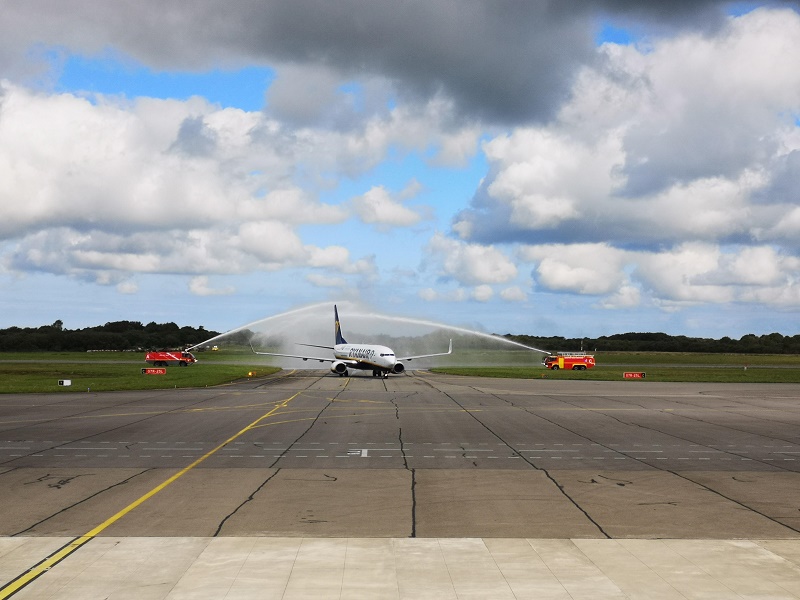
0,320,797,354
505,331,800,354
0,320,220,352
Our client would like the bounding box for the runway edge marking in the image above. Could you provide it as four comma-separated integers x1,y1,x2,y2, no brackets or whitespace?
0,391,302,599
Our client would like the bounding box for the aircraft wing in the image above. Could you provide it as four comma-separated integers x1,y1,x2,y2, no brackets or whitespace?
398,339,453,361
250,344,335,363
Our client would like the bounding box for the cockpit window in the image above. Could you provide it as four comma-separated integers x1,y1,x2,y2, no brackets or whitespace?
381,353,395,357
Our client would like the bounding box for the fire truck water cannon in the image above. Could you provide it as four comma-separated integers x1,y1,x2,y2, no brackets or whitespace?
542,352,595,371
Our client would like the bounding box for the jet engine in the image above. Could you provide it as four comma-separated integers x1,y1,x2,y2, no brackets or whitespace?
330,361,349,376
392,362,405,374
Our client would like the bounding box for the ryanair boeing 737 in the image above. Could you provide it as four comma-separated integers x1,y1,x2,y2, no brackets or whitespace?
252,305,452,378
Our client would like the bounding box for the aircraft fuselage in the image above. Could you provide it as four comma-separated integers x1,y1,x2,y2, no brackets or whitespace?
333,343,398,375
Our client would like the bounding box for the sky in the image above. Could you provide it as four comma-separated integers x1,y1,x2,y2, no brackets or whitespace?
1,0,799,339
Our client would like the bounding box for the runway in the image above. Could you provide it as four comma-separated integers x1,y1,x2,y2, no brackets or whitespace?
1,371,800,598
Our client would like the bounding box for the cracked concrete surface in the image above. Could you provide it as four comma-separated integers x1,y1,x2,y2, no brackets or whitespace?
1,373,800,597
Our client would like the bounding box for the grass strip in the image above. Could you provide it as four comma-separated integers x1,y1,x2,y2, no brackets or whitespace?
431,365,800,383
0,361,279,393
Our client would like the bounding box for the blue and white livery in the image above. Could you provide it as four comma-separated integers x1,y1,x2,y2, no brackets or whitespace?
252,305,452,378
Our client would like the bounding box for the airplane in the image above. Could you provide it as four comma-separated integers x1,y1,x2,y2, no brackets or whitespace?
251,305,452,378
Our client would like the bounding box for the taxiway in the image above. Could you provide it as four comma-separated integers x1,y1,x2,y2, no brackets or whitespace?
1,371,799,598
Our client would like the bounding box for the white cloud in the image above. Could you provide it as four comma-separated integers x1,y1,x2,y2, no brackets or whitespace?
189,276,235,296
418,287,468,302
116,280,139,295
515,241,800,310
425,232,517,285
633,243,800,306
1,3,799,332
430,125,483,167
307,247,376,276
0,81,460,286
239,188,348,226
482,129,623,229
305,273,347,288
456,10,800,250
500,286,527,302
755,205,800,242
447,8,800,314
237,221,307,266
519,243,628,295
418,287,438,302
349,186,425,229
597,285,641,309
471,285,494,302
635,243,735,304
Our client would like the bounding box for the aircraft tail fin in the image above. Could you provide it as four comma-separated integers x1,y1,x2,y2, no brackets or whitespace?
334,305,347,345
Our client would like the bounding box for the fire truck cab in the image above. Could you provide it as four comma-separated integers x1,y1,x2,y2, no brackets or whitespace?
543,352,595,370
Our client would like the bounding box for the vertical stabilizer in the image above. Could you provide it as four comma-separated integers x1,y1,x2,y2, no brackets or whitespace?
334,305,347,345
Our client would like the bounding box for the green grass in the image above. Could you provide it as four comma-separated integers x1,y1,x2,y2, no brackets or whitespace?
428,350,800,382
592,351,800,366
0,351,279,393
431,365,800,383
432,351,800,383
1,350,799,391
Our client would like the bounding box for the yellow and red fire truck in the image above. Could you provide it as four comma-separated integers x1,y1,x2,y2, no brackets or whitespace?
543,352,595,370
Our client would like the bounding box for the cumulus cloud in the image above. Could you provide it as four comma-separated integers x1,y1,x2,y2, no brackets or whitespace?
517,241,800,309
597,284,640,309
634,243,800,305
418,287,468,302
471,285,494,302
349,186,426,229
1,1,799,325
443,7,800,314
420,283,525,303
189,276,235,296
0,1,740,125
0,79,452,287
518,243,629,295
306,273,347,288
500,286,527,302
116,281,139,295
425,232,517,286
455,9,800,251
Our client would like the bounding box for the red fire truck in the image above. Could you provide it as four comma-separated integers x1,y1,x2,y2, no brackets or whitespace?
145,351,197,367
543,352,595,370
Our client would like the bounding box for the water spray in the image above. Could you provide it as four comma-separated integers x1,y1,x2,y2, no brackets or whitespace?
188,301,552,361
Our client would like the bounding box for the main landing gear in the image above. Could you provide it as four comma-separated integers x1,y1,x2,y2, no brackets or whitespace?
372,370,389,378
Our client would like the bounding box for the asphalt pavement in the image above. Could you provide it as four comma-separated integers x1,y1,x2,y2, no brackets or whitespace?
1,371,799,598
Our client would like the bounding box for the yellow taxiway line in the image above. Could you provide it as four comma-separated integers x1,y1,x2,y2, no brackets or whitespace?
0,391,302,599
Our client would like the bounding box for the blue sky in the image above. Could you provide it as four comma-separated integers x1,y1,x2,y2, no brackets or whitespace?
1,1,799,339
56,55,276,112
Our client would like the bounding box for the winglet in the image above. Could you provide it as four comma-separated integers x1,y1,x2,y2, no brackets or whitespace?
334,305,347,345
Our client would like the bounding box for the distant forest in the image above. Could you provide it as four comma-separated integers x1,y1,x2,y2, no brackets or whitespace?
0,320,220,352
505,332,800,354
0,320,798,354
